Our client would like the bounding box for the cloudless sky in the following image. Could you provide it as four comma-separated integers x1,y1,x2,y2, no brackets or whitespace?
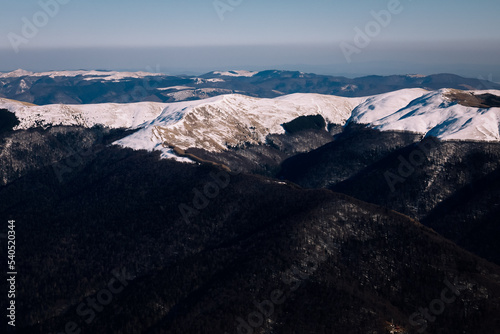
1,0,499,78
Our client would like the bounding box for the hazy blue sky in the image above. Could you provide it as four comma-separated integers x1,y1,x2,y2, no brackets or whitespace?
1,0,499,78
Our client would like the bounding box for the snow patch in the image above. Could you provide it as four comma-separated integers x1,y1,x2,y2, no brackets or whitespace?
212,70,257,77
157,86,194,91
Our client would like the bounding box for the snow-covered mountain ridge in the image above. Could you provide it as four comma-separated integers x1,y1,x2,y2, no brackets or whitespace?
349,88,500,141
0,98,169,130
2,89,500,160
0,69,164,81
117,93,365,152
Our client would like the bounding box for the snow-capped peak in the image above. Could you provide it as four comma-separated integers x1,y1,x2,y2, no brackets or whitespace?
0,69,34,78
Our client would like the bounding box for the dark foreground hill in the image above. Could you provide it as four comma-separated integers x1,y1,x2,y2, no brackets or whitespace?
1,129,500,333
277,125,500,265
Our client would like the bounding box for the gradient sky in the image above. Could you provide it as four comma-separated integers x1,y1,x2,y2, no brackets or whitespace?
1,0,499,78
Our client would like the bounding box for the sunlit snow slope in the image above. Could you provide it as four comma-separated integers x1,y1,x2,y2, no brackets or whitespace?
0,99,168,130
349,89,500,141
116,93,365,153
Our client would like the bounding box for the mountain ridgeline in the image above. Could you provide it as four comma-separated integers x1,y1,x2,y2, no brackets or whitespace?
1,69,499,104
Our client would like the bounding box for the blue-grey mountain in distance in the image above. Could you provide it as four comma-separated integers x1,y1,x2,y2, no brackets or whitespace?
0,69,498,106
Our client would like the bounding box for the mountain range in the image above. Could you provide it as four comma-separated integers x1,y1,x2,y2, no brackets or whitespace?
1,69,499,105
1,70,500,334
